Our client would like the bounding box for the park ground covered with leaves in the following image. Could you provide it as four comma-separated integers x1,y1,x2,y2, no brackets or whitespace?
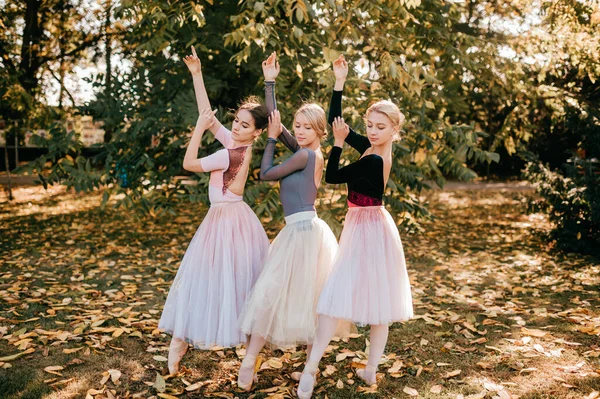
1,185,599,399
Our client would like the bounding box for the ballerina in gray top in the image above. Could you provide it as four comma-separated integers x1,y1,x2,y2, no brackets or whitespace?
237,52,352,391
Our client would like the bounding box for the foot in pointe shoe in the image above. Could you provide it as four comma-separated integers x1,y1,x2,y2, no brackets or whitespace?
167,339,189,375
237,354,259,391
297,362,319,399
356,364,377,386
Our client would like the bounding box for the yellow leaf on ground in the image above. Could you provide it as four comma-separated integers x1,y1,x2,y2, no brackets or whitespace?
521,327,548,337
158,394,179,399
443,369,461,379
335,351,355,362
44,366,64,376
430,385,442,393
336,379,344,389
154,373,166,393
63,347,84,354
0,348,34,361
267,358,283,369
388,360,403,373
323,365,337,377
185,382,205,391
108,369,121,384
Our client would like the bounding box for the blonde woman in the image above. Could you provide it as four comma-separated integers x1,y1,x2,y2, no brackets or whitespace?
296,55,414,398
237,53,350,390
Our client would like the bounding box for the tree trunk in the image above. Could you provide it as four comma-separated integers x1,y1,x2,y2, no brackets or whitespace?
4,140,13,201
103,0,113,143
20,0,43,94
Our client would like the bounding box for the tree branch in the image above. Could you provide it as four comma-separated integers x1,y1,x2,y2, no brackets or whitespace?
48,67,77,107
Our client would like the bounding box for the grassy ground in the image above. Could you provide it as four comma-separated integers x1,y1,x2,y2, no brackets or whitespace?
0,185,599,399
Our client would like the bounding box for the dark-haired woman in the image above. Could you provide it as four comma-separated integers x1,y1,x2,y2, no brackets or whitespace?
158,47,270,374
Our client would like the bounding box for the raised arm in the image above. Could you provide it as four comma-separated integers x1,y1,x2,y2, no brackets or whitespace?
325,117,363,183
265,82,299,152
260,139,309,181
183,109,221,173
184,46,224,136
260,109,308,180
263,52,299,152
328,55,370,154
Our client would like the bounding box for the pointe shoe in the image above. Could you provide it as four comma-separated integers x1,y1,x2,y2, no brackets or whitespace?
167,339,189,374
237,354,259,391
297,362,319,399
356,364,377,386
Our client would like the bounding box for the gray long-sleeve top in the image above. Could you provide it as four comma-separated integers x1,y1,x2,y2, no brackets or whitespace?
260,82,318,216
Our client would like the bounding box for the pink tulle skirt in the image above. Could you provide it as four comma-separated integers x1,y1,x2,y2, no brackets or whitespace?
317,206,413,326
158,201,269,349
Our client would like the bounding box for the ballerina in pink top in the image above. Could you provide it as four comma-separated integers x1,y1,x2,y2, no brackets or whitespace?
158,47,270,374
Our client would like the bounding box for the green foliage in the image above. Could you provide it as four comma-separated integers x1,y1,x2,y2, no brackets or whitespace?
524,110,600,257
15,0,508,227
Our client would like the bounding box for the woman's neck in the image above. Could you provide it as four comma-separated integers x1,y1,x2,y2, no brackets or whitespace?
232,138,254,147
301,139,321,151
370,140,392,158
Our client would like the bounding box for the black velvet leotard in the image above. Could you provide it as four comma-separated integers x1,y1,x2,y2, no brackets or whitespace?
325,89,385,207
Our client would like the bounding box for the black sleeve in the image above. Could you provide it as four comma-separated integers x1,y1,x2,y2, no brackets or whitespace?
325,146,368,184
260,138,309,181
328,89,371,155
265,81,299,152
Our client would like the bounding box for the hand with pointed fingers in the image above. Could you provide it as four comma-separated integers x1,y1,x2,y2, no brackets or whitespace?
332,116,349,146
183,46,202,76
196,108,217,132
262,51,280,81
267,110,283,139
333,54,348,82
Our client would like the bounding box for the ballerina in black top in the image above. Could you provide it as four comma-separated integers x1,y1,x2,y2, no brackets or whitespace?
296,55,414,398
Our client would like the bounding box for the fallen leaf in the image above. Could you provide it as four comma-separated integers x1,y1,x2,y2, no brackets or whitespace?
336,351,355,362
443,369,461,379
388,360,403,373
323,364,337,377
153,355,168,362
519,367,538,374
521,327,548,337
430,385,442,393
267,358,283,369
154,373,166,393
63,347,84,354
403,386,419,396
0,348,35,361
43,365,64,376
108,369,121,384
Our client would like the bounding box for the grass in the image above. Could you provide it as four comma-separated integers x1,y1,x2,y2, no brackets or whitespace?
0,185,599,399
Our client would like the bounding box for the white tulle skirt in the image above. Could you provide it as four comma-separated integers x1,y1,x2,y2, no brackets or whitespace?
317,206,413,326
158,201,269,349
239,211,349,348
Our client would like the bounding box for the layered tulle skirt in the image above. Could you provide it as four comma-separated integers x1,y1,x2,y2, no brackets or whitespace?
239,211,346,348
317,206,413,326
158,201,269,349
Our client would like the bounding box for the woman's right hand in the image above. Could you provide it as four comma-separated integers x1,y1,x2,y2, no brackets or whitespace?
333,54,348,82
195,108,217,132
332,116,349,146
262,52,280,81
183,46,202,76
267,110,283,139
